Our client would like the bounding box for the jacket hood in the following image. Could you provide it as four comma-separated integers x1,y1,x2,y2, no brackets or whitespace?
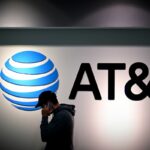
54,104,75,116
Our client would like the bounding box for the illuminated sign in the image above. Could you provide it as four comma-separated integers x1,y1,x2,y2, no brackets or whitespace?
0,29,150,150
1,50,149,111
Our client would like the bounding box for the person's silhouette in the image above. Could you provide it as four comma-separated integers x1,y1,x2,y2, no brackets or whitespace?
36,91,75,150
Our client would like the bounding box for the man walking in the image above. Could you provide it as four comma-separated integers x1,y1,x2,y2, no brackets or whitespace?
35,91,75,150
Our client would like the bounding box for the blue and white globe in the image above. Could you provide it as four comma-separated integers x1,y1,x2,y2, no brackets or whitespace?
0,51,59,111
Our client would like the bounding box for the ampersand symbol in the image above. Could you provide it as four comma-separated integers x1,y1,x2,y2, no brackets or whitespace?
125,62,150,100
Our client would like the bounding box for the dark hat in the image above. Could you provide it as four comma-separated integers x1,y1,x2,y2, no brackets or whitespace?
35,91,57,108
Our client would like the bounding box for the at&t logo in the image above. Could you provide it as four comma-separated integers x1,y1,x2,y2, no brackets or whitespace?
0,51,59,111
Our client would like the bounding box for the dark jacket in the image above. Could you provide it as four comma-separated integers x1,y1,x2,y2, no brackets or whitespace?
40,104,75,150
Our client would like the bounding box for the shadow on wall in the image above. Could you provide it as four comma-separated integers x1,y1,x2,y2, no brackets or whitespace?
76,3,150,27
0,0,69,27
0,0,150,27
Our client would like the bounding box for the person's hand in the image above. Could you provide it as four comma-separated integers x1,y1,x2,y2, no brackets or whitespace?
41,105,53,117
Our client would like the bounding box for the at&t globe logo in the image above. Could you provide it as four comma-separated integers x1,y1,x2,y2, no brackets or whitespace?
0,51,59,111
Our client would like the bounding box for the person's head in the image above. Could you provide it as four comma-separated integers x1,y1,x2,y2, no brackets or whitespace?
35,91,59,109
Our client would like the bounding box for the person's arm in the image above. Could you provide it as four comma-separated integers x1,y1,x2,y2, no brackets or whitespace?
40,116,49,142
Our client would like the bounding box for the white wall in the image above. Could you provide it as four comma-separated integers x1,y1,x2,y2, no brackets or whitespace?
0,46,150,150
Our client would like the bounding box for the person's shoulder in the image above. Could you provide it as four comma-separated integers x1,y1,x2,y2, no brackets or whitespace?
56,109,73,121
59,109,72,116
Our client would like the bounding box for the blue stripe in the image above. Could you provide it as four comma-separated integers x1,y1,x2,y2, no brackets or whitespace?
1,69,59,86
5,59,54,74
12,104,41,111
12,51,46,63
0,80,59,98
4,95,38,106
